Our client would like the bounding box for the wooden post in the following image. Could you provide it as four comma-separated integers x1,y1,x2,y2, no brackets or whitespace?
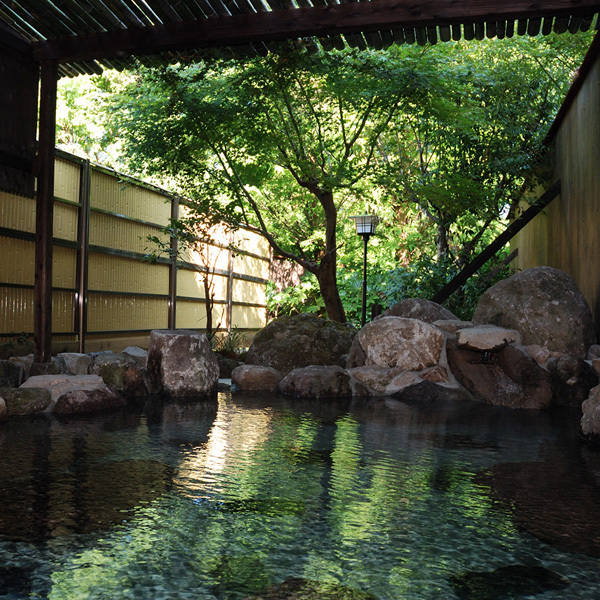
76,159,91,353
432,180,561,305
168,196,179,330
34,59,58,363
226,229,235,332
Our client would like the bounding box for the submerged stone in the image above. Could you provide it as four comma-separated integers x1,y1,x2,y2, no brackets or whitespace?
0,565,32,596
478,454,600,556
449,564,568,600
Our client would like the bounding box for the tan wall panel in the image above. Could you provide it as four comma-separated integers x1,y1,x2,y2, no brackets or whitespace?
0,237,34,285
234,228,269,258
89,212,166,254
0,191,36,233
177,269,228,301
0,286,33,334
53,246,77,289
232,304,266,330
515,56,600,320
176,299,227,330
54,157,80,203
87,294,168,332
54,202,79,242
234,253,269,279
178,242,230,272
53,290,75,333
232,278,266,306
87,253,169,295
90,170,171,224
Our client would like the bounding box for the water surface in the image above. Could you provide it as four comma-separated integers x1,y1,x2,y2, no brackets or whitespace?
0,392,599,599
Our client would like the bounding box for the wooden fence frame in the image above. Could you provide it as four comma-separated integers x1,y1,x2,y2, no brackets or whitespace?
0,149,270,354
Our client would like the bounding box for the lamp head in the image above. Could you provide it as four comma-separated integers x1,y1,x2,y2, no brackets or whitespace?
350,213,379,238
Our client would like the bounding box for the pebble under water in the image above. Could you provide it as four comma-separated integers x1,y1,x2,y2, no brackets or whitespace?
0,391,600,599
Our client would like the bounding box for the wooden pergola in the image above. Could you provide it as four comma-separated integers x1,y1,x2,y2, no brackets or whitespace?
1,0,599,363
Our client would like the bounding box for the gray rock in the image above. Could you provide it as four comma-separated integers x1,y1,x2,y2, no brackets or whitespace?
231,365,282,392
382,298,458,322
588,345,600,361
433,320,475,334
8,355,33,380
57,352,91,375
20,374,107,404
121,346,148,367
0,397,5,421
473,267,595,359
278,365,352,399
581,385,600,438
216,353,241,379
547,355,598,406
456,325,520,352
30,356,67,376
90,353,147,398
446,340,553,409
388,380,473,403
348,365,404,396
146,330,219,398
358,317,445,370
0,360,23,387
0,387,52,416
245,314,356,375
54,387,126,415
346,336,367,369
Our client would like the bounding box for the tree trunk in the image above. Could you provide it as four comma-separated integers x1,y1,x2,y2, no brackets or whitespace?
436,218,450,260
315,189,346,323
316,252,346,323
203,275,214,336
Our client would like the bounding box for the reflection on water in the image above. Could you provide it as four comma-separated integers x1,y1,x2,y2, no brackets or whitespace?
0,393,599,599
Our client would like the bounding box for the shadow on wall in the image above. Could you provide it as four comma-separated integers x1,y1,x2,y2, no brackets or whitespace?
270,257,305,292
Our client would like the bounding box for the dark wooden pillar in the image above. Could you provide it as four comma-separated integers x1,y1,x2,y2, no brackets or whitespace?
76,159,91,353
34,59,58,363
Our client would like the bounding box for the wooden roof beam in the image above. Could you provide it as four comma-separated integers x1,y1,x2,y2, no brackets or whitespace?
34,0,600,63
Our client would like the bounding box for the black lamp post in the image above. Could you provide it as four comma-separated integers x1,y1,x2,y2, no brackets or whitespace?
350,213,379,327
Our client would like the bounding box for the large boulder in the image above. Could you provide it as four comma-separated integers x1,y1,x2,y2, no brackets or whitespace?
473,267,595,359
231,365,282,392
20,374,108,404
245,314,356,375
382,298,458,322
146,330,219,398
357,317,445,370
54,388,126,415
0,388,52,416
90,352,147,398
446,341,553,409
278,365,352,399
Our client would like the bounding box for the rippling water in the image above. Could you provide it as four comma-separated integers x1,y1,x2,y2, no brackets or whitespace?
0,392,599,599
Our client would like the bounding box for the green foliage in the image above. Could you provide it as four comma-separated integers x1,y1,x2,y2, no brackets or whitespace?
268,252,511,325
211,327,251,358
57,33,593,323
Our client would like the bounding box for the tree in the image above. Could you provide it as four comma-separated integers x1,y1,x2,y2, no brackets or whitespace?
371,34,591,267
74,33,591,323
109,47,428,322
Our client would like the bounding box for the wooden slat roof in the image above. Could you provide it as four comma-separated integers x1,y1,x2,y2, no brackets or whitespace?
1,0,599,77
